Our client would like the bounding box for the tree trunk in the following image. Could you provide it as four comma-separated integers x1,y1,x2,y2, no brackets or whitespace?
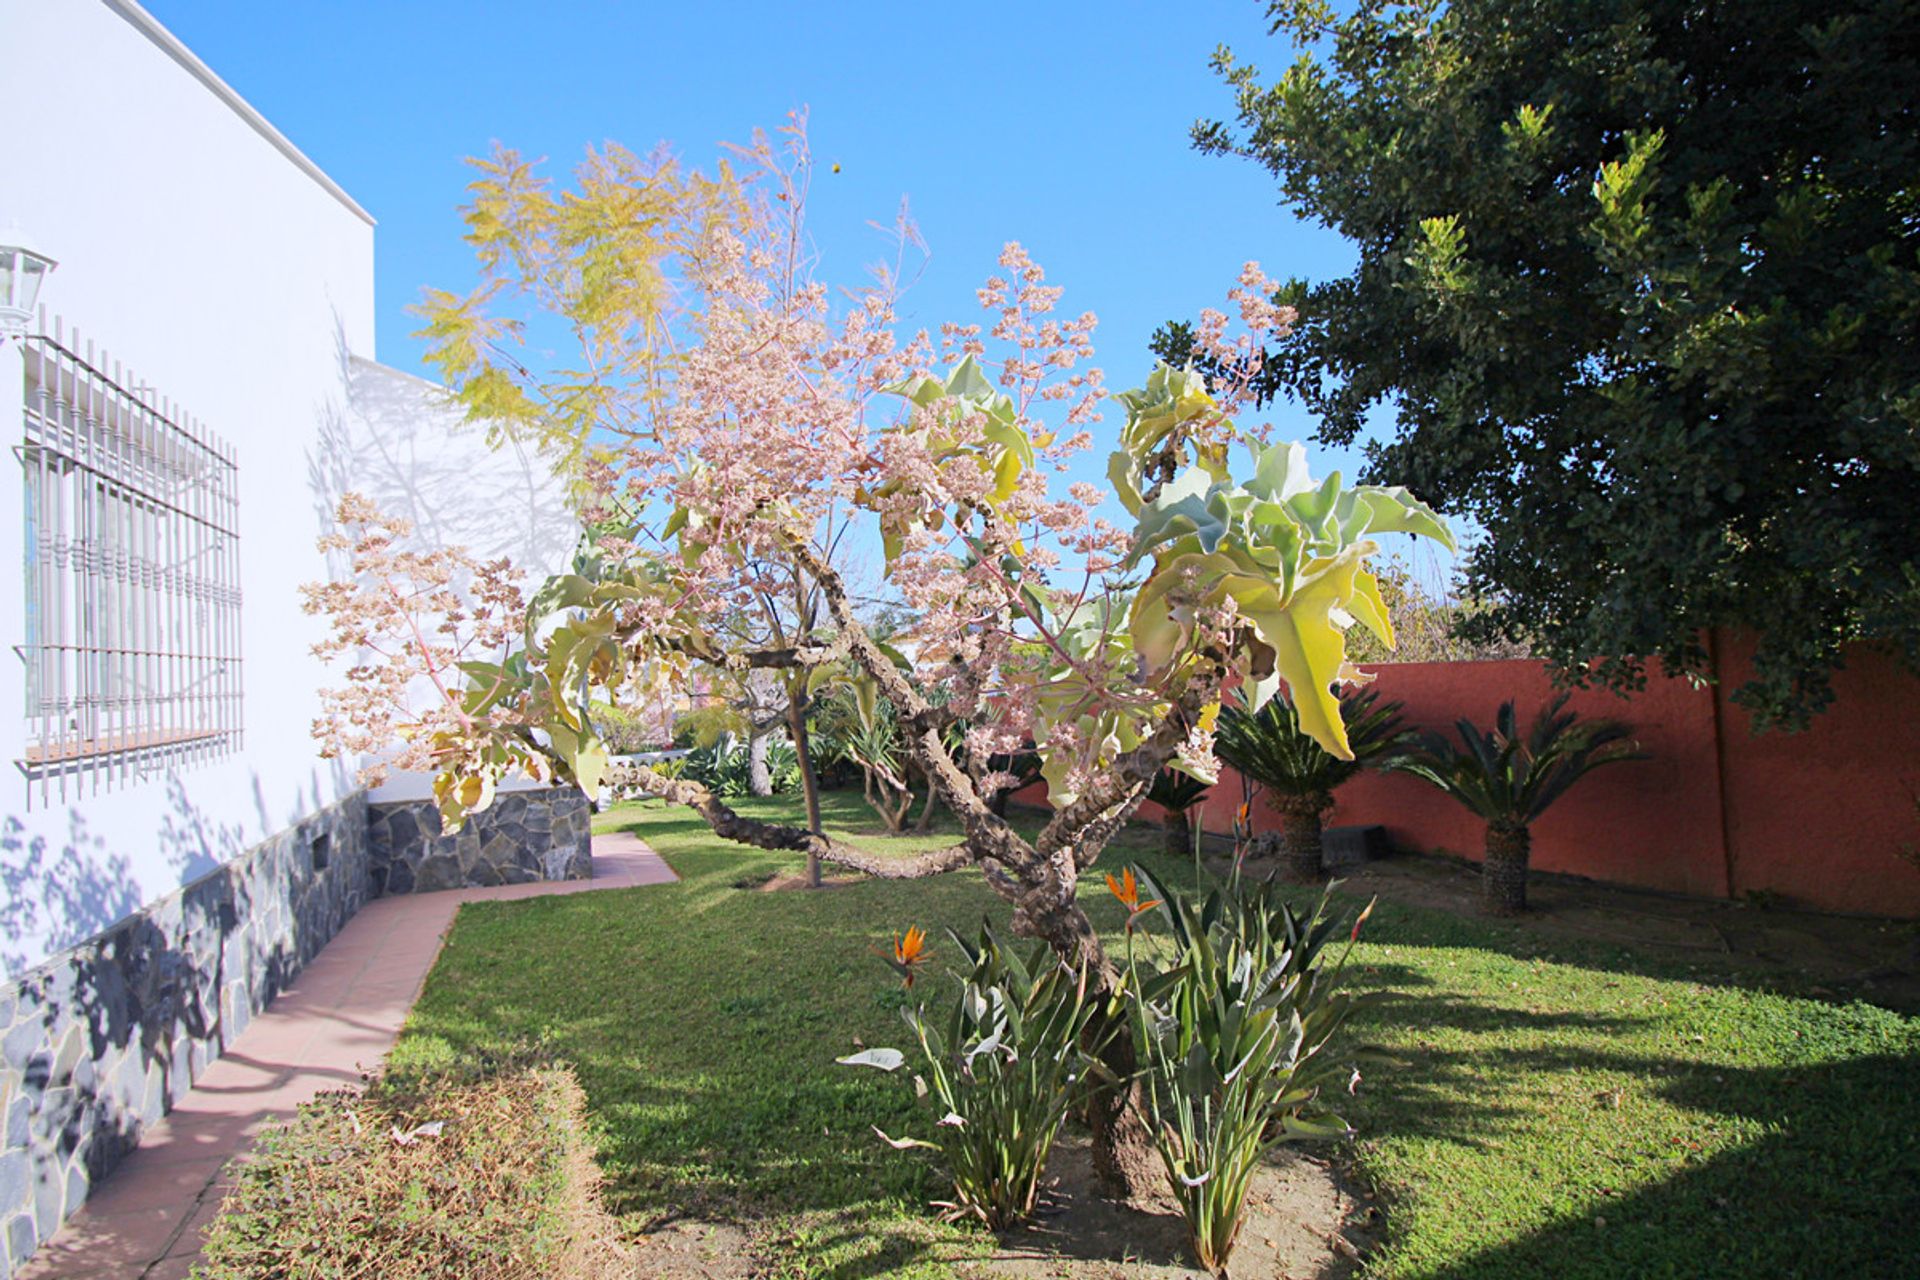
1162,807,1192,857
914,784,940,834
1277,793,1331,881
786,691,823,888
1483,822,1531,914
747,727,774,797
1085,1023,1161,1200
1022,896,1161,1201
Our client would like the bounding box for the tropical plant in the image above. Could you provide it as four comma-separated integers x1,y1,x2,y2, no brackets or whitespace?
1124,866,1372,1274
1146,769,1212,857
1388,694,1643,913
1215,686,1410,880
816,685,919,833
305,121,1451,1192
839,923,1099,1230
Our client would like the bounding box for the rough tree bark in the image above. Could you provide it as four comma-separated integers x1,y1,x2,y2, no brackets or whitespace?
1274,792,1332,881
747,727,774,797
786,688,824,888
1162,806,1192,857
1483,821,1531,914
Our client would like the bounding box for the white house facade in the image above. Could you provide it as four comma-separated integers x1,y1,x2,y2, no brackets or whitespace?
0,2,576,1268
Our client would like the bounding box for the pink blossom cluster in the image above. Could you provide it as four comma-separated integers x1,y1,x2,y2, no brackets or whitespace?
300,494,527,784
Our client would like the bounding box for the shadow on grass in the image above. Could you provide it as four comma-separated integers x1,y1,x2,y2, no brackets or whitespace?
453,795,1920,1279
1406,1051,1920,1280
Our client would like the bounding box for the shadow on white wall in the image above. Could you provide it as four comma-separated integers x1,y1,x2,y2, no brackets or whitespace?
307,338,578,579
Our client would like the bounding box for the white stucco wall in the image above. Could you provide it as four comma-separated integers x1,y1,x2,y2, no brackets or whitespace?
328,357,579,804
0,1,573,976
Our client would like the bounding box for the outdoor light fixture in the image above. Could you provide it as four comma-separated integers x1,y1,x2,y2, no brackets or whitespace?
0,228,56,337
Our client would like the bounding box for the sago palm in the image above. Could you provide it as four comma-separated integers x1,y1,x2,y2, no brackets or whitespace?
1146,768,1212,856
1388,694,1643,914
1215,686,1410,881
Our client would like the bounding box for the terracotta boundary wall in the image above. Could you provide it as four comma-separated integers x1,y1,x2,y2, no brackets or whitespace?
1029,633,1920,919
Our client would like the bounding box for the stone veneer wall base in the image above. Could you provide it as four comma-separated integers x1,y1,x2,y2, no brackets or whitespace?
366,788,591,895
0,791,373,1277
0,783,592,1277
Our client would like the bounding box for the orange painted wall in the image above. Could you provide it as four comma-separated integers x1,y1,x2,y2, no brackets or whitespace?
1023,633,1920,918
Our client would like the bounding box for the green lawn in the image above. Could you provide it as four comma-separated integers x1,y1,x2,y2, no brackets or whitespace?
391,792,1920,1279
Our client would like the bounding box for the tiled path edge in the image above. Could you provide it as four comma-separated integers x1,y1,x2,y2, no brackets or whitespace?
18,831,675,1280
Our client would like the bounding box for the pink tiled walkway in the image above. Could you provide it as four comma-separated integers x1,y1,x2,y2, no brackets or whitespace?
18,831,676,1280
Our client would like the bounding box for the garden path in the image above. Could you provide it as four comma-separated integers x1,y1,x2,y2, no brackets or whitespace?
17,830,677,1280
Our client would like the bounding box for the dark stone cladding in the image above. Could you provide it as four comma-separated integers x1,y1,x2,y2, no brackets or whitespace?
0,791,373,1277
0,785,594,1276
366,789,591,895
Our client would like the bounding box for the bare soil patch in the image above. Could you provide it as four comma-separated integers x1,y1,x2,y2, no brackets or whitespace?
627,1219,759,1280
961,1136,1370,1280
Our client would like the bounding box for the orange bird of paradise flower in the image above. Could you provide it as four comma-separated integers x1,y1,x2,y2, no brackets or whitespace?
1105,866,1162,933
878,925,932,987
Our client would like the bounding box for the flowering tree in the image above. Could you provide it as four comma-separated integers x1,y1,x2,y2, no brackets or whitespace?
307,118,1451,1190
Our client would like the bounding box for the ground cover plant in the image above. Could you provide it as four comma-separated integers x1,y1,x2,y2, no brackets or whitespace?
192,1059,628,1280
388,793,1920,1279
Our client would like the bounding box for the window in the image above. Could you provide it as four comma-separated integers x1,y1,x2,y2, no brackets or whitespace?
19,328,242,805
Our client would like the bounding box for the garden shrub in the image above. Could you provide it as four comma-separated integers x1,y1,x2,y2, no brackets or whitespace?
840,923,1099,1229
192,1059,629,1280
1126,868,1372,1274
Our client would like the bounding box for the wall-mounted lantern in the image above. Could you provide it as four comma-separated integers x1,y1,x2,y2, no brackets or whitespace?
0,229,57,337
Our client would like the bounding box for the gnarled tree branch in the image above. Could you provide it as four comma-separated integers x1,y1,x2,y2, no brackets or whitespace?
607,762,973,879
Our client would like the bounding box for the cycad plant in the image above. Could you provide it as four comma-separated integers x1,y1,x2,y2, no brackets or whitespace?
1215,686,1410,881
1388,694,1643,914
1146,768,1212,856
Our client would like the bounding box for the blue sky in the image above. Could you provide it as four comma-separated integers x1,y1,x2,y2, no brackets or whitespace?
147,0,1454,577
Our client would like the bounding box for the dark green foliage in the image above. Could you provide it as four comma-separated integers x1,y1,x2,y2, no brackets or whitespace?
1389,694,1643,826
1173,0,1920,727
680,737,800,797
1215,685,1410,803
1146,768,1212,815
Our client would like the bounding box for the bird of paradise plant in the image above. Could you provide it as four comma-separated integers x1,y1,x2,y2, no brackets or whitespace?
839,924,1100,1229
1123,867,1376,1275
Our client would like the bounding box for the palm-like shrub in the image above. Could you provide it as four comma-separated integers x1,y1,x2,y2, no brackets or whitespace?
1146,769,1212,856
1389,694,1643,913
1215,686,1410,880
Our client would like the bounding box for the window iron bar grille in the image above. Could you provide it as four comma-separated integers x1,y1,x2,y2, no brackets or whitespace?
16,317,243,807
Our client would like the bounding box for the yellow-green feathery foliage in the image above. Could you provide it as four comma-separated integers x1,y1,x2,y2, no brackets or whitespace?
412,143,748,495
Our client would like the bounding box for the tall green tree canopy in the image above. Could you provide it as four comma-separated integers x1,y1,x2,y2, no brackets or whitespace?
1165,0,1920,726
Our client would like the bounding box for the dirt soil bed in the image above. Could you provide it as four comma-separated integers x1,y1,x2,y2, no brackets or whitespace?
627,1136,1370,1280
962,1136,1370,1280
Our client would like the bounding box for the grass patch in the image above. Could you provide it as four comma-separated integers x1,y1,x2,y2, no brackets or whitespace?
194,1057,627,1279
392,791,1920,1278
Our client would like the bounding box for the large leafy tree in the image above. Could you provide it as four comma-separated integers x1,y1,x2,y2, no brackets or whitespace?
1166,0,1920,726
307,122,1451,1191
